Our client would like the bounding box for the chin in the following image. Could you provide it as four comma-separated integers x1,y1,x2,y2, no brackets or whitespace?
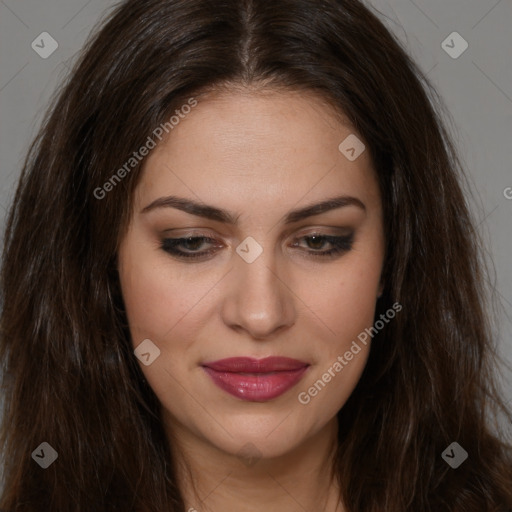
200,412,320,461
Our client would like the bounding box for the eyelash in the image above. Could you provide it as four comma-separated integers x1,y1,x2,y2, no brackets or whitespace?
160,233,354,261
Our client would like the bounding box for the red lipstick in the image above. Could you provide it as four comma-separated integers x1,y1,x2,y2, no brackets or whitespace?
202,357,309,401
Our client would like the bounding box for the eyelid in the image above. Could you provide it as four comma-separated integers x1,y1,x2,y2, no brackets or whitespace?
159,229,354,261
161,225,353,237
159,227,354,247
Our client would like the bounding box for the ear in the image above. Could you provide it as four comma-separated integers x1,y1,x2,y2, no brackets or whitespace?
377,280,384,298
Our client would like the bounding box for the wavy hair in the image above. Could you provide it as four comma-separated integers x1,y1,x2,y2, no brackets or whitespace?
1,0,511,510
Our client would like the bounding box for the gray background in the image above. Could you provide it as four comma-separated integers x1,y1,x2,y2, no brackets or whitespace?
0,0,511,411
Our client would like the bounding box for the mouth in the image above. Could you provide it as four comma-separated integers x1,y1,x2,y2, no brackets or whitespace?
201,357,310,402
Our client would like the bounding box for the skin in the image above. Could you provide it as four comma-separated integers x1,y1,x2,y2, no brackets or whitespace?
118,88,385,512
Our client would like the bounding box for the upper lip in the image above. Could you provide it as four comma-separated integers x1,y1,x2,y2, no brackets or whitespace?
202,356,309,373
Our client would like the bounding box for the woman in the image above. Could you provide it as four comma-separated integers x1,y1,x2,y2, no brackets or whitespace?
0,0,511,510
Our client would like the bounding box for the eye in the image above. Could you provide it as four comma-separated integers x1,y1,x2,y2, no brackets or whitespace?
160,236,219,260
160,232,354,261
291,233,354,258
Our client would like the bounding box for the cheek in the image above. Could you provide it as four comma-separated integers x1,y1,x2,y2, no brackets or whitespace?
293,255,380,414
119,258,173,342
118,243,202,404
119,242,209,343
295,269,377,419
300,260,381,346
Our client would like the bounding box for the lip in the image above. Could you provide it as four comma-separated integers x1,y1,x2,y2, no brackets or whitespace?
202,357,310,402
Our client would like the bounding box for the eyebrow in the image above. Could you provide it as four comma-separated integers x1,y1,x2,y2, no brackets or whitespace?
140,194,366,224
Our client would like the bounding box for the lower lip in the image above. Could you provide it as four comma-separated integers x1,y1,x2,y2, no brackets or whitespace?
202,366,309,401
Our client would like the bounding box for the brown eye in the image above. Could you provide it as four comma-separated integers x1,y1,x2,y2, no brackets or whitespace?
161,236,219,260
292,233,354,258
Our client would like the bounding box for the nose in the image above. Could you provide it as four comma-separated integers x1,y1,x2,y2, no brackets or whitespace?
221,246,296,340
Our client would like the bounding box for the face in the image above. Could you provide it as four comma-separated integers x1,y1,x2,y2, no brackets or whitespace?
118,88,385,460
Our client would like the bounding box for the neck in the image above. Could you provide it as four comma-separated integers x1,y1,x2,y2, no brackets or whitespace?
166,416,343,512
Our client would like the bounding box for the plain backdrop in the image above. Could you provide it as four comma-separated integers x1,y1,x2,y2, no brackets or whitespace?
0,0,511,420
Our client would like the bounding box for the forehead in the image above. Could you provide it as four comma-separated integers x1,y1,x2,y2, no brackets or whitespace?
135,89,378,215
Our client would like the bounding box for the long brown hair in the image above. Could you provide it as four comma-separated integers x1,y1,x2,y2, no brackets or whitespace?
1,0,511,510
